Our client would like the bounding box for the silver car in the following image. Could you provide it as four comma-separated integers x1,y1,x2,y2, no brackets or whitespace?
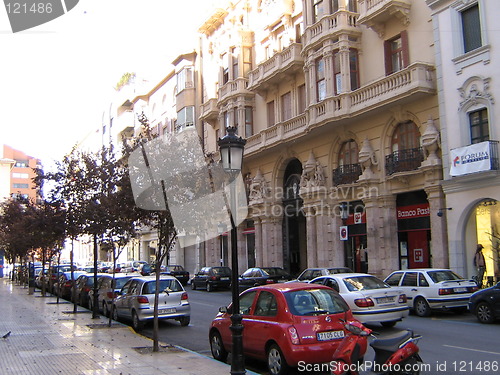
89,273,134,317
112,275,190,330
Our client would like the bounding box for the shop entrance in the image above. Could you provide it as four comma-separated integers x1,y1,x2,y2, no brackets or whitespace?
342,201,368,272
396,191,431,269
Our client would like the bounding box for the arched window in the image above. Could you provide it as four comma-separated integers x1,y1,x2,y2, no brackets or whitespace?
333,140,361,185
339,139,358,166
391,121,420,152
386,121,423,175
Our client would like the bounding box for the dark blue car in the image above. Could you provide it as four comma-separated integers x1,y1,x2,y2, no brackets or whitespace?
468,282,500,323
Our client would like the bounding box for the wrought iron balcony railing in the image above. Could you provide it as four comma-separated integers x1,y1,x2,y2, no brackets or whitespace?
385,147,424,175
332,163,362,185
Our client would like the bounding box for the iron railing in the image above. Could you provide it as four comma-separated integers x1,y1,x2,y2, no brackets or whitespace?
385,147,424,175
332,163,362,185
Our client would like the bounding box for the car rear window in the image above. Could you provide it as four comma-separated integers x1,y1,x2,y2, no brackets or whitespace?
212,267,231,276
285,289,349,316
262,268,288,276
143,279,183,294
342,276,390,291
113,277,133,290
427,270,464,283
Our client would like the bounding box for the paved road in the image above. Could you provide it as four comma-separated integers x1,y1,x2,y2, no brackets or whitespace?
139,289,500,375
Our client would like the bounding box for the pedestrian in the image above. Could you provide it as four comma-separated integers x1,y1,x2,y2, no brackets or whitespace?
474,244,486,288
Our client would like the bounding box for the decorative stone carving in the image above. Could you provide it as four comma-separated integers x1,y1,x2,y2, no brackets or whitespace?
458,77,494,110
421,116,441,166
300,152,325,188
358,137,378,179
248,169,270,203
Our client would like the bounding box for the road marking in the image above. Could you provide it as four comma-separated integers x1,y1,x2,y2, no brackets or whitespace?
444,345,500,355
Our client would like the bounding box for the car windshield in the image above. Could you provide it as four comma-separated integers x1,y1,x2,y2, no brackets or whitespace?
262,268,288,276
285,288,349,316
342,276,390,291
212,267,231,276
143,279,183,294
427,270,464,283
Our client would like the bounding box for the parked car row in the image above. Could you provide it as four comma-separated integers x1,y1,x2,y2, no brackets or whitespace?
208,267,498,375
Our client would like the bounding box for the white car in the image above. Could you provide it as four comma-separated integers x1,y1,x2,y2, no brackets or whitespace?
384,268,479,317
309,273,409,327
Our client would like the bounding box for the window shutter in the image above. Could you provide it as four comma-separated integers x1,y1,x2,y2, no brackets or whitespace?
384,39,392,75
401,30,410,68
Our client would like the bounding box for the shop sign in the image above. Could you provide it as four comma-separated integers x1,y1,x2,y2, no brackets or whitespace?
450,141,491,176
397,203,430,220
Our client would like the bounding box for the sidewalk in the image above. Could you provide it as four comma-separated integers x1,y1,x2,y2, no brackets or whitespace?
0,278,258,375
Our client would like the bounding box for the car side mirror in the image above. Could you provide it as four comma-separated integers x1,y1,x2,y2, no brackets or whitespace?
219,306,233,314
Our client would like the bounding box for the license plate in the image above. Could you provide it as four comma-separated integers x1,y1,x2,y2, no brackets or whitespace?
454,287,467,293
317,330,345,341
159,308,176,315
221,277,230,281
376,297,395,304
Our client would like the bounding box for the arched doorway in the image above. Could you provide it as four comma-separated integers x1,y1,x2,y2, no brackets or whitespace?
465,199,500,286
282,159,307,276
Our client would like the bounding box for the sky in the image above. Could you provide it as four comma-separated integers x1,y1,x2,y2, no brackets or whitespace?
0,0,216,168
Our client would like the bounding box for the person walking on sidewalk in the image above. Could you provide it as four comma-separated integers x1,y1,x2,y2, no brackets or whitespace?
474,244,486,288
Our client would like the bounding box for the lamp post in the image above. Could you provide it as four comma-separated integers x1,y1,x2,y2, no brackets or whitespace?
218,126,246,375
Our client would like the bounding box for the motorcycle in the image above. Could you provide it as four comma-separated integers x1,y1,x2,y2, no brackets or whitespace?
331,319,423,375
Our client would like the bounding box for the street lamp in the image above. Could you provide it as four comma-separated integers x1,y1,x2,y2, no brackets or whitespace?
218,126,246,375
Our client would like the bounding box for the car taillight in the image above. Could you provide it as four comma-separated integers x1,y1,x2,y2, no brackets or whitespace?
137,296,149,304
469,286,479,292
181,292,188,301
439,288,453,295
398,294,407,303
210,276,217,281
266,279,275,284
354,298,374,307
64,281,72,288
107,292,116,299
288,326,300,345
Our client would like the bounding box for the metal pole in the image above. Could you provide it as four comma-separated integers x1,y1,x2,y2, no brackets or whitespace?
229,177,245,375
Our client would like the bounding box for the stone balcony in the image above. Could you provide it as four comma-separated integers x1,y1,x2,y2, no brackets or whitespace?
309,62,436,127
199,98,219,124
247,43,304,94
302,10,361,51
245,62,435,156
357,0,412,36
217,77,253,106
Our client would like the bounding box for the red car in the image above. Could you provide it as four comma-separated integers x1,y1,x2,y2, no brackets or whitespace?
209,283,361,375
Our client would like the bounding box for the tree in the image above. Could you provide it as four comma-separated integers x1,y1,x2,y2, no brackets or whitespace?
124,113,178,351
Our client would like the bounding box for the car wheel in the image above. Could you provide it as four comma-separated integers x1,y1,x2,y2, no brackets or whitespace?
191,281,197,290
132,311,143,331
267,344,289,375
179,316,190,327
476,302,495,324
209,330,228,362
206,282,213,292
414,297,431,317
381,321,397,327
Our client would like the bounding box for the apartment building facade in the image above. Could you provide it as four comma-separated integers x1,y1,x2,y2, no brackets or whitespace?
1,145,41,202
188,0,444,278
427,0,500,282
110,0,483,279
